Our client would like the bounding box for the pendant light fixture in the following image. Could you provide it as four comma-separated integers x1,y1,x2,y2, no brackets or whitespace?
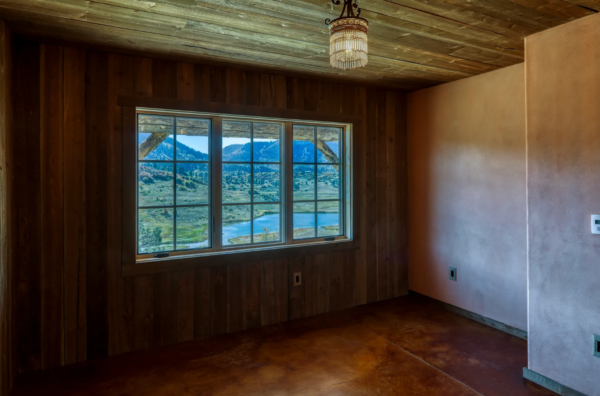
326,0,369,70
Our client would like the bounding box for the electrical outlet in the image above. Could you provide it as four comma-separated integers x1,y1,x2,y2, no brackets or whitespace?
594,334,600,358
293,272,302,286
449,267,457,281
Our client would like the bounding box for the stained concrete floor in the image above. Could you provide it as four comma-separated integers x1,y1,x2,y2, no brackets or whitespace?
12,294,556,396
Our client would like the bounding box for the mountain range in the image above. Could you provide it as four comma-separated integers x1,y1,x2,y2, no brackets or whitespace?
143,135,339,163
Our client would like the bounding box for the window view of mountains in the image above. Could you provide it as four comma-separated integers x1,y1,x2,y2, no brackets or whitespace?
143,136,339,164
138,134,341,254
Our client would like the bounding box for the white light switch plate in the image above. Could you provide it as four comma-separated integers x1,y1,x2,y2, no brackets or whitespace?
591,215,600,234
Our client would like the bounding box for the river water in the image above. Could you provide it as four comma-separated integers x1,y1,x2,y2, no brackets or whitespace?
222,212,339,245
186,212,339,248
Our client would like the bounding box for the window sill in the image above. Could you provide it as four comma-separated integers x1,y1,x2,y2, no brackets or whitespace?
122,239,359,277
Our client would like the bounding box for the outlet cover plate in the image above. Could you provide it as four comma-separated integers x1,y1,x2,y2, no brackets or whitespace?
293,272,302,286
594,334,600,358
449,267,457,281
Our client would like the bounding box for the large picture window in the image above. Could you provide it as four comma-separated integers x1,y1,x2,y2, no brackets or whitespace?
136,110,351,259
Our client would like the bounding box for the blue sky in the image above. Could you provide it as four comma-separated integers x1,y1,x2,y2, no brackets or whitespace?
140,133,279,153
177,135,208,153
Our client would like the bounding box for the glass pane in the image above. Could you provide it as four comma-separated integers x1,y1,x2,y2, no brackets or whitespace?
223,120,251,162
253,164,280,203
317,201,341,237
293,125,315,163
138,208,174,253
293,164,315,201
253,204,281,243
176,163,209,205
176,206,210,250
222,205,251,246
253,123,280,162
138,114,174,160
293,202,316,240
176,117,210,161
138,163,174,207
317,165,340,200
222,164,251,203
316,127,341,164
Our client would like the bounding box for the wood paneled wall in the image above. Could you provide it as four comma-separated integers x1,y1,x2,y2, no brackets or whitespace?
10,36,408,373
0,20,14,396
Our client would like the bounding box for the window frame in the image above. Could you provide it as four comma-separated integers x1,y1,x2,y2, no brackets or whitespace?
132,107,352,263
121,96,360,277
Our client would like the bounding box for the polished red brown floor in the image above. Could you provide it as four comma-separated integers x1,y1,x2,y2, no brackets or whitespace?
12,294,556,396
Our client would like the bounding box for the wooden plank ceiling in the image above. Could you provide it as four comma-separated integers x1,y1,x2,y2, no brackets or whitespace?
0,0,597,90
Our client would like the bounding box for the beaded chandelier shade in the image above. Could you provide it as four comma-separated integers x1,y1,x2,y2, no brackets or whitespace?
326,0,369,70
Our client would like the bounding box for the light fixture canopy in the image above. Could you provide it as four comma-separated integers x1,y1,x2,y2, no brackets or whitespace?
326,0,369,70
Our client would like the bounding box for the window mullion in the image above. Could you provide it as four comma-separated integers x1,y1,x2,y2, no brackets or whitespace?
250,123,254,244
213,117,223,251
285,121,293,245
313,127,318,239
173,119,177,251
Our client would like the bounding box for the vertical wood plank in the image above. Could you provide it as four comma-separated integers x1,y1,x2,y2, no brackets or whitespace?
13,38,41,373
316,254,330,314
209,67,226,103
152,58,177,99
40,44,64,369
328,251,341,312
227,264,245,333
274,259,288,323
108,54,134,356
385,90,398,299
194,268,211,339
244,262,261,329
132,57,152,96
152,273,178,347
286,77,305,111
365,88,378,304
317,82,341,114
354,87,367,306
273,75,287,109
0,21,12,392
304,79,318,112
288,257,304,320
261,259,288,326
260,74,286,109
375,90,388,302
63,46,87,365
177,270,195,342
260,260,275,326
133,275,153,350
176,63,194,100
341,250,356,309
210,266,227,335
341,85,357,115
396,92,409,296
304,255,318,317
194,64,210,102
85,50,109,361
245,71,261,107
226,68,245,105
260,73,275,108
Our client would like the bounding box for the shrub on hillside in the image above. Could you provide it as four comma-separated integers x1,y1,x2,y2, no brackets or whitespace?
139,171,154,184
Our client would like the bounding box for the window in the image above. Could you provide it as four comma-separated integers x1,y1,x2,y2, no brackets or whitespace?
292,125,343,239
136,110,351,259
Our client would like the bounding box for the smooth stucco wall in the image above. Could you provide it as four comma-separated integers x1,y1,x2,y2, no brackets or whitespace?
527,14,600,396
407,64,527,331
